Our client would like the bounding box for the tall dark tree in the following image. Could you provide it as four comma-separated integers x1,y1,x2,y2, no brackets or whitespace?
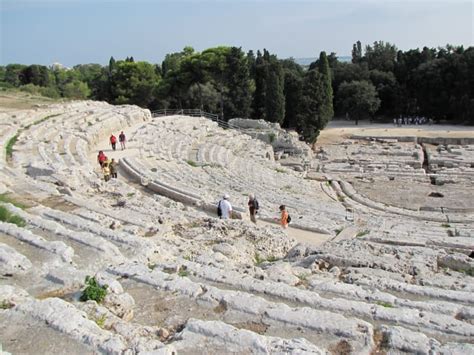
297,69,324,142
281,59,304,128
224,47,252,118
317,51,334,123
252,50,267,120
264,60,285,123
352,40,363,64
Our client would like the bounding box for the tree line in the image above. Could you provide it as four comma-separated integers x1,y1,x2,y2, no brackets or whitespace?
1,41,473,142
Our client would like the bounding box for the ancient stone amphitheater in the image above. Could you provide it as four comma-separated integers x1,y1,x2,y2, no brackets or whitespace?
0,101,473,354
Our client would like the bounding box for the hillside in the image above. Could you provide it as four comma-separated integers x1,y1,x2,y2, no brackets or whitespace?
0,101,473,354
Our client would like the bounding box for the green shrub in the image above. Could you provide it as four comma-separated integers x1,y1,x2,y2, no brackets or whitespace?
254,252,265,266
266,255,279,262
0,300,14,309
376,301,394,308
95,314,107,328
186,160,198,167
178,270,189,277
356,230,370,238
268,133,276,144
0,206,26,227
80,276,108,303
5,134,19,159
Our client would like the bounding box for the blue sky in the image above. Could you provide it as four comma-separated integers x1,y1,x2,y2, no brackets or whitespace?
1,0,472,66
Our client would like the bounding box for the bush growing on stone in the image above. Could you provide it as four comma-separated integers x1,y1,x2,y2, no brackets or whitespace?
5,134,19,159
0,206,26,227
80,276,108,303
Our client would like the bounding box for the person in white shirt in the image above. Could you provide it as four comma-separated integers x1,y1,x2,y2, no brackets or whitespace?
218,194,233,219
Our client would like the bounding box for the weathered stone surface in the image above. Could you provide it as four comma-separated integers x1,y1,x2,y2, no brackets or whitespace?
1,102,473,353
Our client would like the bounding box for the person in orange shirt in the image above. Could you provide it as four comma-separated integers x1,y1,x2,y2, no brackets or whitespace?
278,205,289,229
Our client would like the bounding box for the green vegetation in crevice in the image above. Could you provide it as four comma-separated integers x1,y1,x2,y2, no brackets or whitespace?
0,193,27,209
5,134,19,160
80,276,108,303
0,205,26,227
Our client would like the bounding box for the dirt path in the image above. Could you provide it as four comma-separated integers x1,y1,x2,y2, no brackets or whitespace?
317,120,474,145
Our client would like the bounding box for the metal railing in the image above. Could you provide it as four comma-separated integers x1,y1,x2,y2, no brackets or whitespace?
151,109,240,130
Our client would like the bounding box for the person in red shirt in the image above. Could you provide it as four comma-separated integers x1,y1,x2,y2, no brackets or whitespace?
97,150,107,168
110,134,117,151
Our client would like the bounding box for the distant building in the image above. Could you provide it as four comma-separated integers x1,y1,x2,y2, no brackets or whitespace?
50,62,70,71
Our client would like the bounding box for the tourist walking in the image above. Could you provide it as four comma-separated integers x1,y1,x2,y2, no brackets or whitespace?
110,134,117,151
97,150,107,168
109,158,118,178
217,194,232,219
248,193,259,223
102,161,111,182
275,205,290,229
119,131,126,150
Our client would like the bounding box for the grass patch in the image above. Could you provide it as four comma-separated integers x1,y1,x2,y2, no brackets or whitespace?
376,301,394,308
183,255,191,261
1,300,14,309
147,263,156,270
24,113,61,130
460,269,474,277
150,168,157,172
266,255,279,262
80,276,108,303
0,206,26,227
126,192,135,197
356,230,370,238
334,228,343,236
186,160,198,167
275,167,286,173
0,193,27,209
254,252,265,266
337,195,345,202
296,273,310,287
268,132,276,144
5,134,19,160
441,223,451,228
178,269,189,277
95,314,107,328
87,121,93,126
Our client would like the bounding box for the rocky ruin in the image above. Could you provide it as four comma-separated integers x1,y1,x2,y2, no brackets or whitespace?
0,101,473,354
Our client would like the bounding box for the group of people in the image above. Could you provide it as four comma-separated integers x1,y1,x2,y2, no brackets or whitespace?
95,131,127,181
97,151,118,182
217,193,290,229
109,131,126,151
393,116,433,126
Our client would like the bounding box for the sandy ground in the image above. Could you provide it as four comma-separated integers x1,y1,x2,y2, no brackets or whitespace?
317,119,474,145
0,91,61,112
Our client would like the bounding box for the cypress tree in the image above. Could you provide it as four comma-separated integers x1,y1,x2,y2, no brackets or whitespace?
252,50,267,120
225,47,252,118
297,69,324,143
317,51,334,127
265,60,285,124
